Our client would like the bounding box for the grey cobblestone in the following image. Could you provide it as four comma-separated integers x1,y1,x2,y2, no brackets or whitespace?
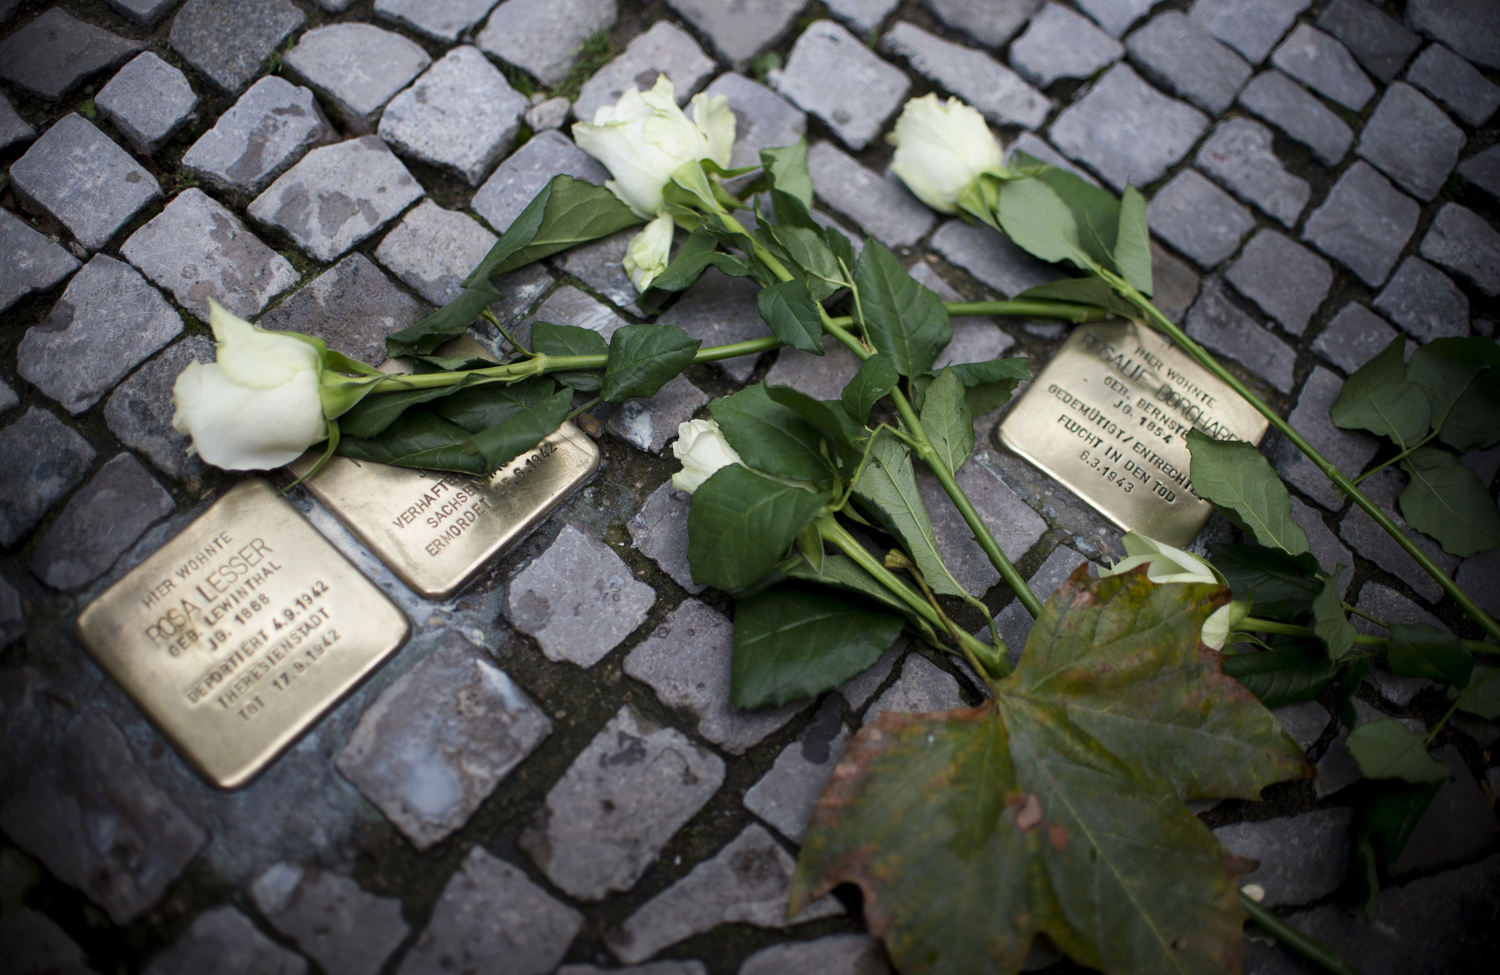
1406,43,1500,127
1312,302,1397,374
18,255,181,415
1340,470,1459,603
1317,0,1420,84
1126,11,1252,115
95,53,198,156
517,285,627,351
398,848,582,975
526,96,571,132
825,0,898,36
472,130,609,236
1373,256,1470,342
657,270,771,383
574,21,715,124
0,380,17,416
625,599,806,753
1270,24,1376,112
1147,169,1255,270
1419,202,1500,297
0,8,140,101
667,0,804,64
1353,583,1441,706
864,653,966,723
919,462,1047,597
0,208,80,314
608,375,710,455
249,137,425,263
995,545,1090,664
181,77,336,196
284,24,431,134
763,335,863,401
740,935,889,975
883,21,1050,131
1356,82,1465,202
1226,230,1332,336
808,141,934,249
702,72,806,175
1271,699,1331,752
479,0,620,89
122,188,299,321
608,824,842,964
1303,161,1420,288
744,698,849,843
1189,0,1307,65
1074,0,1153,38
1275,366,1379,510
379,46,528,187
1290,497,1352,597
522,704,724,900
375,0,503,43
0,407,96,547
144,907,307,975
335,632,552,849
1456,548,1500,618
376,200,498,307
250,866,408,975
1213,808,1352,908
777,20,910,152
259,253,424,366
169,0,306,96
923,0,1038,48
1408,0,1500,72
1010,3,1122,89
1388,745,1498,876
1049,63,1209,191
104,336,213,483
1184,278,1296,393
0,90,34,150
507,522,656,668
0,911,95,975
105,0,179,28
629,481,702,593
930,219,1063,298
555,229,644,316
1195,117,1310,228
1008,132,1100,186
28,452,174,591
10,114,162,252
1237,69,1353,167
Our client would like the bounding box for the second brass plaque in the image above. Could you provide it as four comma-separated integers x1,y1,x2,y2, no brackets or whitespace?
999,321,1268,547
288,423,600,598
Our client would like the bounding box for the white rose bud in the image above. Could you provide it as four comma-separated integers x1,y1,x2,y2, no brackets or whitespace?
889,94,1005,214
623,211,675,292
573,74,736,220
671,418,744,494
1103,533,1240,650
171,300,328,471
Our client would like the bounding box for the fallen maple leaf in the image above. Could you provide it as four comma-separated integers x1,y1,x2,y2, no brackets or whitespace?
791,565,1312,975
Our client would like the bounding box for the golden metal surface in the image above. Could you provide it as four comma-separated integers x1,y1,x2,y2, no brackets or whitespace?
287,423,600,598
76,480,410,790
999,320,1269,547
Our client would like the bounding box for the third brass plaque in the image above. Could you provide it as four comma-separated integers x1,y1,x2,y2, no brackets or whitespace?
287,423,600,598
76,480,409,789
998,321,1268,547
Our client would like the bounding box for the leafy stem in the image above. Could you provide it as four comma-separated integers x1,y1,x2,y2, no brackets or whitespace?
1236,617,1495,655
1239,893,1359,975
482,308,532,356
1424,667,1499,745
1351,427,1440,485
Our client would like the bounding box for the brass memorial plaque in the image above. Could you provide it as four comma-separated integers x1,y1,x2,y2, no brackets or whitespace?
76,480,410,789
286,423,600,598
999,321,1269,547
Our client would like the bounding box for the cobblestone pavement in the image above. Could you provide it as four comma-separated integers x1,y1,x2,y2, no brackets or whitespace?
2,1,1499,973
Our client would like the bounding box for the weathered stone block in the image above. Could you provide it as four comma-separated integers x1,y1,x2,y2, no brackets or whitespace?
0,8,141,101
0,408,96,548
471,130,608,235
170,0,306,96
1317,0,1420,82
182,77,337,195
1189,0,1308,64
1373,257,1469,342
1356,82,1466,202
1184,278,1296,393
479,0,620,88
808,141,934,249
1225,230,1332,336
1312,303,1397,375
283,24,431,133
1125,11,1252,114
258,253,423,366
666,0,805,64
744,698,850,842
776,20,911,152
375,200,498,307
883,21,1050,130
95,52,198,155
250,866,408,975
1407,42,1500,127
1195,117,1309,228
105,336,214,483
1236,69,1353,167
1147,168,1255,269
144,907,307,975
1302,161,1420,288
573,21,715,123
1420,203,1500,297
0,208,79,315
1270,23,1375,111
1049,64,1208,191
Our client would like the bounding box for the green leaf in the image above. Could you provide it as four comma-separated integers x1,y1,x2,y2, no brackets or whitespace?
1407,343,1482,431
853,435,966,598
1457,666,1500,719
385,278,505,357
773,224,842,301
852,241,952,377
1186,430,1309,556
762,384,866,471
337,411,490,474
648,228,755,293
1420,335,1500,367
731,588,903,707
1331,336,1430,449
465,384,573,468
466,175,641,284
841,354,898,424
1386,623,1474,687
997,167,1124,274
434,377,565,433
920,368,975,475
1399,447,1500,557
1210,543,1322,618
762,139,812,208
687,465,828,591
1354,779,1441,869
756,279,825,354
794,567,1311,975
947,357,1032,415
1222,648,1340,707
531,321,609,391
1437,369,1500,452
601,324,702,402
338,382,468,439
781,553,926,627
1113,185,1153,296
769,186,819,231
1015,277,1136,317
1347,719,1450,784
1312,565,1356,661
710,384,836,488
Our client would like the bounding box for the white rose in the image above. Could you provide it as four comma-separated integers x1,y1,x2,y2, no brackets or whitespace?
671,418,744,493
1103,533,1240,650
623,211,676,292
171,300,328,471
572,74,735,219
889,94,1005,214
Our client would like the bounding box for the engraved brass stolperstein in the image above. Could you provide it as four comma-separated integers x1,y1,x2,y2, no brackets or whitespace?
999,320,1270,547
286,422,600,599
76,480,410,789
